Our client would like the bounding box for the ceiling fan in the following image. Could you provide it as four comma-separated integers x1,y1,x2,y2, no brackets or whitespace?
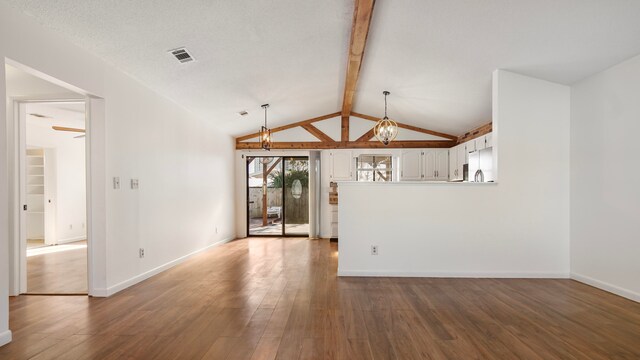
52,126,85,138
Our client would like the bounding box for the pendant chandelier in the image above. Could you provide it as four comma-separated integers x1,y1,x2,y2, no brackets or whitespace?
374,91,398,146
260,104,272,151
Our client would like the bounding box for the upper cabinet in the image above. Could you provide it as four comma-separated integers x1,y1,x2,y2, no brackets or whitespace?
474,133,493,151
400,149,448,181
449,143,467,181
485,133,493,148
400,150,423,181
435,150,449,181
329,150,353,181
449,146,459,181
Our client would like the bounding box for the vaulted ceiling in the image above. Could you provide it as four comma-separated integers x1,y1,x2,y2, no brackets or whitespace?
6,0,640,136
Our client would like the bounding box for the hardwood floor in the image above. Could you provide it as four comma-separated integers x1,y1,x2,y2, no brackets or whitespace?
27,240,88,294
3,237,640,359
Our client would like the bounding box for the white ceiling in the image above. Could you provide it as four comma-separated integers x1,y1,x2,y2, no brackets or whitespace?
5,0,640,137
27,102,85,128
26,102,86,144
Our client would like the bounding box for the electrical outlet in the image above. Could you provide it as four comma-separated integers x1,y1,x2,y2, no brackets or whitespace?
69,224,73,230
215,226,219,234
139,248,145,258
131,178,139,189
113,177,120,190
371,245,378,255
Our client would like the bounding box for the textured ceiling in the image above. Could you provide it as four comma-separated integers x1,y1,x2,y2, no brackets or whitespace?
5,0,640,136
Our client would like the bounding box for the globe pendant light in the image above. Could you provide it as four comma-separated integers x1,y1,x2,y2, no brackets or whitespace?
374,91,398,146
260,104,272,151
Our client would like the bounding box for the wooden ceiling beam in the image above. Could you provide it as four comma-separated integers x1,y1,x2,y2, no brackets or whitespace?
341,116,350,142
236,140,455,150
235,112,341,142
341,0,376,118
457,122,493,144
301,124,336,143
350,112,458,141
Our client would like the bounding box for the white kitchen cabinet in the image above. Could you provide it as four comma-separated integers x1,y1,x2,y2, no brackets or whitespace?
457,144,467,180
435,150,449,180
475,134,494,151
329,151,353,181
475,135,486,151
330,206,339,238
449,146,458,181
423,151,436,180
401,149,448,181
466,139,477,154
400,150,423,180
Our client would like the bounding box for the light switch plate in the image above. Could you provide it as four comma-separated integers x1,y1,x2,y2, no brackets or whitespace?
113,177,120,190
131,179,139,189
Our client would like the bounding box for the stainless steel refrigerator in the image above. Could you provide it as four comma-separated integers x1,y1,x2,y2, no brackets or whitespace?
468,147,494,182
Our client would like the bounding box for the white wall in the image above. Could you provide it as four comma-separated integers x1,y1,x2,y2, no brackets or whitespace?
1,1,235,343
26,118,87,243
570,54,640,302
0,51,11,347
338,71,571,277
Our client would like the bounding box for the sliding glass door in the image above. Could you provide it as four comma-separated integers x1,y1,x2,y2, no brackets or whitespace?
246,156,309,237
283,157,309,236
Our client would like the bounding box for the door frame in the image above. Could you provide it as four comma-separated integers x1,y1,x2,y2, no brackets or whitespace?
246,156,310,237
14,99,89,294
6,58,108,297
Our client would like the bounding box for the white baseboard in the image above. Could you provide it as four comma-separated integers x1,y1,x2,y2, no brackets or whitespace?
101,237,235,297
0,330,12,347
89,288,108,297
338,269,569,278
56,236,87,245
571,272,640,303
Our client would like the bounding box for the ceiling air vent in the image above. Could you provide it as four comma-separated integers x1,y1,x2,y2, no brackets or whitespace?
169,47,194,63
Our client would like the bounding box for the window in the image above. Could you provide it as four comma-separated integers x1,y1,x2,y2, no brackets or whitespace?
356,155,394,182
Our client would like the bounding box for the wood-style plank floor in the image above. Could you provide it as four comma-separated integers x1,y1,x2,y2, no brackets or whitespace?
27,240,88,294
2,237,640,359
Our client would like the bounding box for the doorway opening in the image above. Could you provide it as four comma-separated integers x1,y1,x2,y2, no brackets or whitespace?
23,101,88,294
246,156,310,237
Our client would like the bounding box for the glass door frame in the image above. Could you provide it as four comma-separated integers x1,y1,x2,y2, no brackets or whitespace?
246,156,310,237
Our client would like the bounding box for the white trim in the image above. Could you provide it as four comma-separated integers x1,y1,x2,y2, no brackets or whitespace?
56,236,87,245
90,288,108,297
101,237,235,297
338,269,569,278
337,181,498,186
0,330,12,347
571,273,640,303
